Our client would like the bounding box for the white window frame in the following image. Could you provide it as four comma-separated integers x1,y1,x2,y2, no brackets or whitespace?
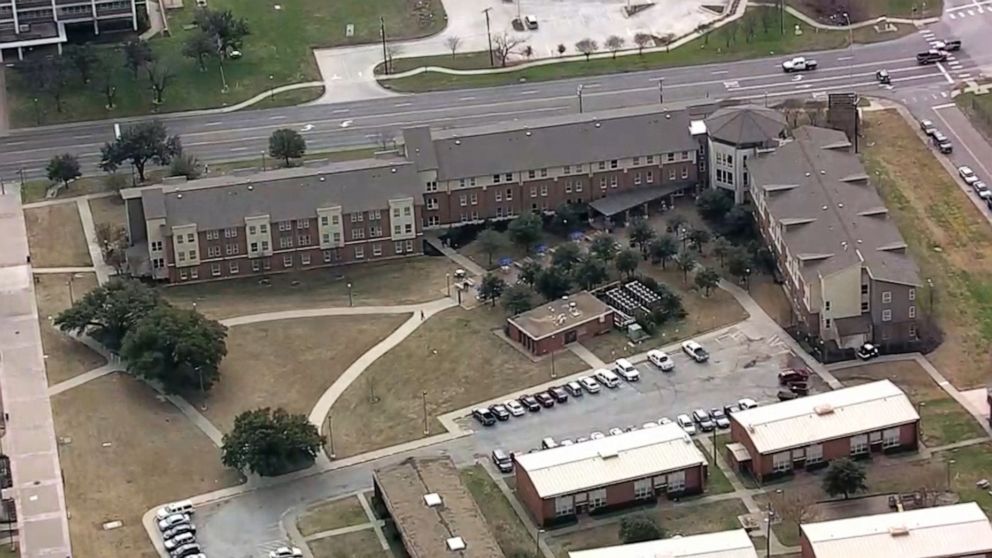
667,470,686,492
882,427,901,448
354,246,365,259
228,261,239,274
588,488,606,509
807,444,823,464
909,288,916,301
850,434,868,456
909,305,916,319
372,243,382,257
772,452,791,473
633,478,652,500
210,263,221,277
301,253,311,265
554,495,574,516
882,309,892,322
283,254,293,268
882,291,892,303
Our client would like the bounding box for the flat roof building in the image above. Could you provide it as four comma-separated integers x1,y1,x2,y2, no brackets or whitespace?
515,423,707,526
799,502,992,558
569,529,759,558
372,457,505,558
727,380,919,481
506,291,614,355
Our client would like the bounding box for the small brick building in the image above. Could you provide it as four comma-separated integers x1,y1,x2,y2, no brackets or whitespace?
726,380,919,482
514,423,707,527
506,292,614,356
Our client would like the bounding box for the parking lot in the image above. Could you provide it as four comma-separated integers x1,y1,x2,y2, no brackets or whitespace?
459,320,815,456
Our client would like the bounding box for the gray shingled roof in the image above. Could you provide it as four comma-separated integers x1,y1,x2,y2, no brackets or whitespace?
418,106,698,181
403,126,437,171
749,126,920,286
705,105,786,146
148,159,420,231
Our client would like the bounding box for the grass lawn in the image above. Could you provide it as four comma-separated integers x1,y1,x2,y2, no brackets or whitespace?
749,274,794,328
307,529,390,558
52,373,242,558
461,464,536,556
956,91,992,146
942,442,992,514
788,0,942,21
189,314,408,432
380,7,912,92
7,0,444,126
24,204,93,267
297,496,370,537
832,360,985,447
162,256,457,319
694,440,734,495
861,110,992,389
0,546,17,558
89,195,127,232
34,273,107,385
328,306,587,457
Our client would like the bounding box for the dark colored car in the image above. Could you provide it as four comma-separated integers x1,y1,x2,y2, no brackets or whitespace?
564,381,584,397
789,382,810,396
549,387,569,403
856,343,880,360
778,369,810,386
876,69,890,84
778,389,799,401
692,409,716,432
472,408,496,426
932,131,953,154
492,449,513,473
535,392,556,408
170,544,202,558
519,395,541,412
489,404,510,421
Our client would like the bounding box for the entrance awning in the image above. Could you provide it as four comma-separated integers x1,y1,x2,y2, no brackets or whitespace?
726,442,752,463
588,184,685,217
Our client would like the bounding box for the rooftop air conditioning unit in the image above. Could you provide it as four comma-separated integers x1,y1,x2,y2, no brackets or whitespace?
423,493,442,507
446,537,466,551
814,404,835,416
888,526,909,537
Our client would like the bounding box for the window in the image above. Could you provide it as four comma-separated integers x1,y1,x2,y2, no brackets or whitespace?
470,193,478,205
323,250,333,263
565,182,573,193
207,246,221,258
634,173,641,185
368,210,381,221
540,185,548,197
404,207,411,216
909,305,916,319
261,224,269,233
151,241,163,251
279,221,292,231
211,263,221,277
426,198,439,210
354,246,365,259
504,173,512,182
555,496,574,517
470,178,477,187
405,240,414,252
205,230,218,240
681,167,689,179
251,259,261,272
909,325,918,339
471,211,479,220
772,452,791,473
427,215,440,226
882,291,892,303
599,177,607,190
280,237,293,249
540,168,548,178
646,155,654,164
563,165,571,174
505,189,513,201
807,443,824,464
372,243,382,256
186,233,195,243
495,190,503,202
646,171,654,183
588,488,607,510
882,427,901,448
850,434,868,455
395,241,404,254
393,208,400,218
178,251,186,262
283,254,293,267
394,225,402,235
353,212,364,222
329,216,338,226
598,161,606,170
530,187,537,198
882,309,892,322
299,234,311,245
405,223,413,234
226,243,239,255
301,253,311,265
633,478,652,500
427,180,438,192
319,217,328,227
352,228,366,240
633,156,641,166
261,240,270,251
528,169,536,179
152,258,164,269
179,269,188,280
575,180,583,192
226,227,239,237
369,226,381,238
824,318,831,329
825,301,831,311
496,207,505,218
666,152,676,162
493,174,501,184
909,288,916,301
262,260,271,271
610,159,618,169
228,261,239,274
667,470,686,492
189,268,199,279
188,250,196,260
609,176,618,188
669,169,677,180
459,194,467,207
248,225,257,235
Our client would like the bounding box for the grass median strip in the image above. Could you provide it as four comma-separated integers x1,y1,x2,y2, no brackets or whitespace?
297,496,370,537
461,464,536,556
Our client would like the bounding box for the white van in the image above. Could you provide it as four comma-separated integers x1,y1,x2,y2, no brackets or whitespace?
594,368,621,388
156,500,194,520
541,437,558,450
613,358,640,381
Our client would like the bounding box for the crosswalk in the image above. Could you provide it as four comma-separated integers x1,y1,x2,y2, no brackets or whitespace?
919,29,972,80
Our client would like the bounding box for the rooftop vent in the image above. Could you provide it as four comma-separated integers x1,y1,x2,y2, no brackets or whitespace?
319,176,326,182
888,526,910,537
391,168,397,173
525,131,532,136
814,404,835,416
424,493,442,507
446,537,466,551
598,448,619,459
837,203,844,208
820,170,826,175
177,193,183,199
665,113,671,119
822,205,828,211
595,122,601,128
247,185,254,191
806,172,812,177
455,139,461,145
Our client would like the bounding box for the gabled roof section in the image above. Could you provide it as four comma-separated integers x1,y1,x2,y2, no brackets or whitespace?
402,126,438,171
705,105,786,146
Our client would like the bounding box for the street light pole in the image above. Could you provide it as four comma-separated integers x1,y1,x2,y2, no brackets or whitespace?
658,78,664,104
577,84,584,113
67,276,74,305
446,273,451,296
946,458,956,489
347,282,353,306
765,502,773,557
927,278,934,313
551,349,557,379
327,413,336,459
261,151,267,171
535,528,544,555
483,8,494,67
422,391,429,435
380,16,389,75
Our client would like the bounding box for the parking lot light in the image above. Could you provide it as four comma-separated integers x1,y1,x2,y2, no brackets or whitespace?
347,282,353,306
422,391,429,436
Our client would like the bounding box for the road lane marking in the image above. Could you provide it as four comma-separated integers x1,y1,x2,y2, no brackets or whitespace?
959,73,973,78
936,62,954,84
268,115,287,120
332,108,350,113
723,80,739,89
837,56,853,61
583,83,602,88
520,89,539,94
394,102,412,107
458,96,476,101
204,122,222,126
942,91,948,98
711,70,729,75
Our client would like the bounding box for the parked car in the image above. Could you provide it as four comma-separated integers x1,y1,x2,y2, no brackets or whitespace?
491,449,513,473
156,500,194,521
974,181,992,201
723,403,739,416
710,408,731,429
579,376,601,393
681,340,709,362
269,547,304,558
778,368,810,385
613,358,640,381
472,408,496,426
782,56,817,72
564,381,584,397
919,119,937,136
932,131,953,154
158,514,190,532
164,533,196,551
647,349,675,371
518,395,541,412
692,409,716,432
549,386,569,403
489,404,511,421
789,382,810,396
171,544,203,558
523,14,538,29
535,392,556,408
642,421,659,429
608,427,624,436
778,389,799,401
595,368,622,388
576,436,589,443
162,523,196,541
658,417,673,425
541,437,558,449
676,414,696,435
504,399,526,416
590,431,606,440
856,342,880,360
959,166,980,186
738,398,758,410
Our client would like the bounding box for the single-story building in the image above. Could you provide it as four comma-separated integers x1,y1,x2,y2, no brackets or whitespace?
514,423,707,526
799,502,992,558
372,457,505,558
506,291,614,356
569,529,758,558
727,380,919,481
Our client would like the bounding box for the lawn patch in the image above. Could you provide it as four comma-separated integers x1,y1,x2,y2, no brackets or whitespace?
942,442,992,514
307,529,389,558
461,464,536,556
329,306,587,457
52,373,242,557
788,0,942,21
956,91,992,146
34,273,107,385
297,496,370,537
24,204,93,267
694,439,734,495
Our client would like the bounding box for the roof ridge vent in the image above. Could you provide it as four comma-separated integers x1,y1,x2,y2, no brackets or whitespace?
446,536,466,551
598,448,619,459
820,170,826,175
806,172,812,177
424,493,442,507
814,404,834,415
888,526,910,537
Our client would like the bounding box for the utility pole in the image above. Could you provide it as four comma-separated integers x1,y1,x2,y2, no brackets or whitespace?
380,16,389,75
779,0,784,36
577,84,584,113
327,413,336,459
658,78,664,104
765,502,773,557
422,391,429,435
483,8,494,67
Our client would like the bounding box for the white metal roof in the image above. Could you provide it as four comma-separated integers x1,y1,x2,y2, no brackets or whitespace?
515,423,706,499
569,529,758,558
800,502,992,558
731,380,918,454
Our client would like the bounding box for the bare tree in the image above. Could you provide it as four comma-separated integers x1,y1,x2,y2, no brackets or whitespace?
385,44,404,73
146,61,173,105
373,131,397,151
633,32,653,54
95,223,129,274
804,106,826,127
696,22,711,46
659,33,676,53
40,56,71,113
575,38,598,61
769,486,821,538
557,43,566,57
492,33,526,67
901,463,946,508
523,45,533,59
444,36,462,58
605,35,625,59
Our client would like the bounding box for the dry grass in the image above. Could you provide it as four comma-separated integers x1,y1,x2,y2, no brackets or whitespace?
163,256,458,319
298,496,370,537
861,110,992,389
461,464,535,556
328,306,587,457
34,273,106,385
188,314,408,432
24,204,93,267
88,195,127,232
308,529,389,558
52,373,242,557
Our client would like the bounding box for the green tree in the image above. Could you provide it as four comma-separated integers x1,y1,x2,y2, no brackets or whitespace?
193,7,250,57
723,205,754,238
40,55,71,113
696,188,735,221
99,120,181,182
694,267,720,296
551,242,582,272
711,236,732,268
648,235,678,268
615,249,639,279
221,407,323,476
478,273,507,307
65,43,98,83
46,153,81,189
535,267,572,300
183,31,215,72
590,233,618,262
688,228,711,253
120,305,228,393
502,284,534,315
508,213,543,254
552,202,583,233
475,229,508,268
573,256,608,290
268,128,307,167
628,218,655,255
823,458,868,499
619,514,664,544
123,39,154,78
676,250,697,284
727,248,754,285
169,153,202,179
668,214,687,238
519,260,542,287
55,278,163,350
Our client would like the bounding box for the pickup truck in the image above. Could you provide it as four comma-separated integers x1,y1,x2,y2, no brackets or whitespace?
933,39,962,51
917,50,947,64
782,56,817,72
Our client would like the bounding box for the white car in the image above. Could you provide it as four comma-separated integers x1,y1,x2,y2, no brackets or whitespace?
158,513,190,532
503,399,526,416
681,340,709,362
579,376,601,393
973,181,992,199
590,431,606,440
613,358,640,381
658,417,673,425
642,422,659,429
959,166,979,186
738,398,758,410
164,533,196,551
782,56,817,72
608,427,624,436
560,439,575,446
269,547,304,558
676,414,696,435
156,500,194,520
647,349,675,371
